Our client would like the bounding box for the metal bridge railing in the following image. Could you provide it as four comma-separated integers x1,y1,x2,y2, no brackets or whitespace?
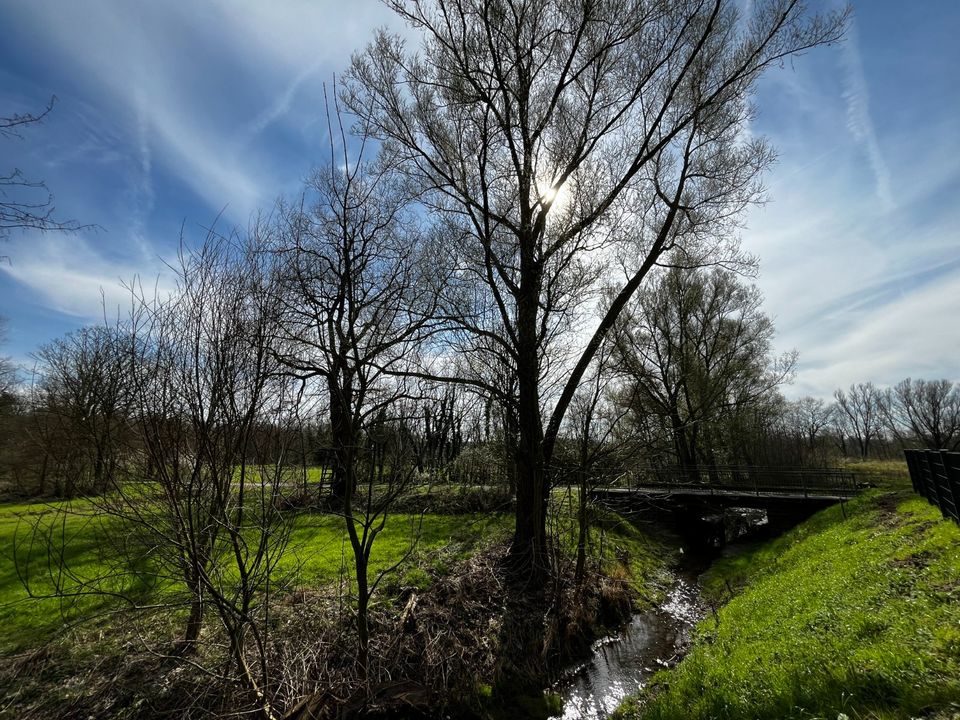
597,465,860,499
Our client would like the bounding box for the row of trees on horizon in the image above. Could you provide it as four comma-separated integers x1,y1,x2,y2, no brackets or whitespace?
2,285,957,503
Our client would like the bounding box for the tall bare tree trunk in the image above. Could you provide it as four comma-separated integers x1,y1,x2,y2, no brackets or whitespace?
512,283,549,576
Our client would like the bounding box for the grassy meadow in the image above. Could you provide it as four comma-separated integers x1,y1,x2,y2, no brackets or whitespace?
0,480,667,658
0,491,516,655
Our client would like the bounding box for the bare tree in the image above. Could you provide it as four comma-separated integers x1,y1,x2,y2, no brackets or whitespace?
0,318,20,492
30,324,131,497
883,378,960,451
270,111,435,681
344,0,847,574
121,231,298,718
560,339,629,588
1,98,86,241
833,382,883,459
787,395,835,449
0,317,15,404
14,232,302,719
779,394,835,465
410,386,466,475
615,264,796,469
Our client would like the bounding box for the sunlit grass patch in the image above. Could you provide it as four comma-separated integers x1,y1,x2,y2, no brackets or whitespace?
0,496,514,653
842,457,912,491
281,510,512,586
1,499,153,653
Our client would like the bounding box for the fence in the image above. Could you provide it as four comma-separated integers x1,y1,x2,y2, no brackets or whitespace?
904,449,960,523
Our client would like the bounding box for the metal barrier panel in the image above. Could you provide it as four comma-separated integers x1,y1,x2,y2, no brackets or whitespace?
904,449,960,524
926,451,949,521
918,452,938,505
937,451,960,523
905,450,922,495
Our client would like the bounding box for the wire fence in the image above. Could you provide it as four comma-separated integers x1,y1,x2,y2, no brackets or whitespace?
904,449,960,524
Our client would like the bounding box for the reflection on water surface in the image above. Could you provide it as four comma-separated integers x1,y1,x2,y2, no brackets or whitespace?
553,571,705,720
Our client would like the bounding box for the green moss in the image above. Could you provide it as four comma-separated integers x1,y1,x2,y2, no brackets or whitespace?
544,691,564,716
617,488,960,720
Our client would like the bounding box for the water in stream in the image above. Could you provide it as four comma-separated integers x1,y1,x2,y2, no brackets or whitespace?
552,562,708,720
551,507,771,719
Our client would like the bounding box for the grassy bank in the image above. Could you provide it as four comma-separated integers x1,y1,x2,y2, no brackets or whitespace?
615,464,960,720
588,505,675,608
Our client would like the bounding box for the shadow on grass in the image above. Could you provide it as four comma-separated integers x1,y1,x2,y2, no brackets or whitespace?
2,502,163,653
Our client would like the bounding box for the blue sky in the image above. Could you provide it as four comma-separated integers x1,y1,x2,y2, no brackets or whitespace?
0,0,958,399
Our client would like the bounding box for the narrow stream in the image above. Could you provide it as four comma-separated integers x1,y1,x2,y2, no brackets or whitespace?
550,507,774,719
551,558,709,720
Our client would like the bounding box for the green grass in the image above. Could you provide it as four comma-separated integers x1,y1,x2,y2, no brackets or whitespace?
589,506,675,606
842,458,913,491
0,494,514,654
0,486,668,661
281,510,512,586
0,498,143,653
546,485,675,607
614,485,960,720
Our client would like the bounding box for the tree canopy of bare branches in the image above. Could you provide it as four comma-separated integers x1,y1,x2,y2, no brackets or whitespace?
1,97,85,240
268,114,437,681
615,263,795,468
833,382,884,460
883,378,960,451
30,324,132,496
344,0,848,573
0,317,16,405
121,232,300,717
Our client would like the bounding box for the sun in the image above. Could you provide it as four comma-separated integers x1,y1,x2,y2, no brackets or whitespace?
538,177,570,213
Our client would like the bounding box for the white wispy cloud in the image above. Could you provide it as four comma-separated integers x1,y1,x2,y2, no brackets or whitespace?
839,17,894,212
798,267,960,394
130,87,156,260
0,232,173,322
742,79,960,399
0,1,409,359
6,1,399,227
243,59,327,142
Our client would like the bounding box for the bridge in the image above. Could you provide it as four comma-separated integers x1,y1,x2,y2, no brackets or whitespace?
591,465,863,511
589,465,864,547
